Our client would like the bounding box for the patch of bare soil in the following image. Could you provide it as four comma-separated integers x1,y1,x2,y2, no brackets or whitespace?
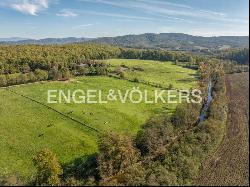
196,72,249,186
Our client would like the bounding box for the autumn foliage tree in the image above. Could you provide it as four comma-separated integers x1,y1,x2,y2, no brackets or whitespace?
136,116,175,156
97,132,140,182
172,102,201,129
33,148,63,186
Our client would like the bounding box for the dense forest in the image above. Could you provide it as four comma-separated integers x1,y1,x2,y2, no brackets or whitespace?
0,44,198,87
0,44,248,87
214,48,249,65
0,44,119,86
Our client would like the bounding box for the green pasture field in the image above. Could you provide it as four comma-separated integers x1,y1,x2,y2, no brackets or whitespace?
0,60,198,180
107,59,198,89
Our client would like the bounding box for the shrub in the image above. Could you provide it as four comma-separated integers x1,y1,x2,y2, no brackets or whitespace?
119,71,125,79
6,74,18,86
0,75,7,87
168,83,174,90
20,63,31,73
133,77,139,82
96,66,108,75
33,148,63,186
34,69,48,81
88,66,97,75
27,72,37,82
49,67,62,80
77,67,87,76
115,66,123,74
60,67,71,80
17,73,28,84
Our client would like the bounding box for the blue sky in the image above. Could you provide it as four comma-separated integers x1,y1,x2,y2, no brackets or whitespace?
0,0,249,38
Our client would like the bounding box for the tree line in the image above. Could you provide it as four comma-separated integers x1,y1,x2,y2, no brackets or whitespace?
214,48,249,65
0,44,119,86
0,44,206,87
1,43,248,87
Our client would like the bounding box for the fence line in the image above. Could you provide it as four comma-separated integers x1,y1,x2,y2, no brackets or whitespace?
5,88,100,134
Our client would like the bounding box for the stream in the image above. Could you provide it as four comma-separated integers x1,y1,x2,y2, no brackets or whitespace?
198,80,213,123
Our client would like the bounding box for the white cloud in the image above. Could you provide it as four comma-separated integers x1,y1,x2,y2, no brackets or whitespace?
81,0,247,24
72,23,99,29
9,0,50,16
138,0,226,17
57,9,78,17
81,10,155,21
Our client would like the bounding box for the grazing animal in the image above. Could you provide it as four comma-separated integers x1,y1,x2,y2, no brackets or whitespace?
38,134,44,137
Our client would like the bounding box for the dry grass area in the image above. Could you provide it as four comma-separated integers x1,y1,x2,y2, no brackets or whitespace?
196,72,249,186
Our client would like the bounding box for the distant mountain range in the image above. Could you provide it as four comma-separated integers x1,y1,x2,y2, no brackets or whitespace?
0,37,30,42
1,33,249,51
0,37,92,45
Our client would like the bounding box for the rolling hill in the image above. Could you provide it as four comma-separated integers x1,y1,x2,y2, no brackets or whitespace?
0,33,248,51
92,33,249,50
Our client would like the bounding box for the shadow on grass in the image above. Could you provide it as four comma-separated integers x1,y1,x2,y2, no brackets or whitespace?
177,78,196,83
62,153,100,181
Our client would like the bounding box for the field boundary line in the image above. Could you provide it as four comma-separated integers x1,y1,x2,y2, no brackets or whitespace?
5,88,100,134
0,80,49,88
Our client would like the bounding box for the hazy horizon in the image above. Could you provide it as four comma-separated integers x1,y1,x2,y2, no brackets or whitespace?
0,32,249,41
0,0,249,39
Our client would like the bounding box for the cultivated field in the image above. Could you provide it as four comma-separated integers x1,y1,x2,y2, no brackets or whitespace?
196,72,249,186
0,60,198,180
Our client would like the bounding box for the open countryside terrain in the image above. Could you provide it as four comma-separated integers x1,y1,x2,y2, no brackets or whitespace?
107,59,198,89
196,72,249,186
0,0,249,185
0,60,198,180
0,87,98,179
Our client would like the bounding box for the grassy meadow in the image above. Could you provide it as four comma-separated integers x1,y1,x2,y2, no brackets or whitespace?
107,59,198,89
0,88,98,179
0,59,198,180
